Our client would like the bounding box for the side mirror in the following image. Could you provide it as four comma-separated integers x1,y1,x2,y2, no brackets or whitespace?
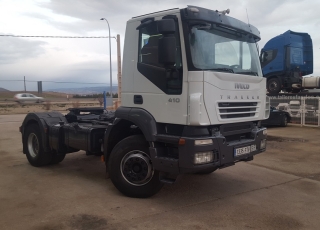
157,19,176,67
158,36,176,66
157,19,175,34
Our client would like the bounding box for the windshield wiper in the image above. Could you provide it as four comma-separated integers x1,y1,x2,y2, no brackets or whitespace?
237,71,258,76
211,68,234,73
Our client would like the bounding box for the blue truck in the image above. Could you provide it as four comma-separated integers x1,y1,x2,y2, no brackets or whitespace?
260,30,313,94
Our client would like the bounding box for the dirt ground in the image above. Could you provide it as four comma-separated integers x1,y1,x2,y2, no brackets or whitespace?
1,115,320,230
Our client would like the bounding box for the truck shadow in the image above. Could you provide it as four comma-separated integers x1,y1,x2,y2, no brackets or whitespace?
42,151,269,207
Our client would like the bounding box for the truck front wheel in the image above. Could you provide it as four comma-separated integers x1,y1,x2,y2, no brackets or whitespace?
267,78,281,94
24,124,53,167
108,135,163,198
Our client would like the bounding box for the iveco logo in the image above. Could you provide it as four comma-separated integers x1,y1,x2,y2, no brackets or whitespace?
235,83,250,89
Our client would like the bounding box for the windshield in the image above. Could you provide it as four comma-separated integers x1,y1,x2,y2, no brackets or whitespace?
188,22,262,77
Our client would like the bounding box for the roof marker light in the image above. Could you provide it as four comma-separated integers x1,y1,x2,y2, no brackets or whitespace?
189,7,199,13
218,9,230,15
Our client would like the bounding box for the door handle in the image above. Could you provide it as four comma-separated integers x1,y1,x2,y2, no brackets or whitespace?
134,95,143,104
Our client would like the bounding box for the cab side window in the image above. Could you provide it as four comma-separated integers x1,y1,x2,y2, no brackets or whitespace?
260,49,277,68
137,18,182,95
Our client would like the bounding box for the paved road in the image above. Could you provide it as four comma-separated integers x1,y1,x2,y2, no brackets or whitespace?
0,114,320,230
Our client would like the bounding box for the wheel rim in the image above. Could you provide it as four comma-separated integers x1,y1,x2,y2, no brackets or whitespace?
269,81,278,91
27,133,39,158
120,150,154,186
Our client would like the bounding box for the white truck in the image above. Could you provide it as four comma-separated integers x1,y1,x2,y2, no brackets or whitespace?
289,100,316,118
288,100,302,117
20,6,269,198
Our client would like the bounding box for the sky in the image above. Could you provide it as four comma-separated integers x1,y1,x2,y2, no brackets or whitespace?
0,0,320,91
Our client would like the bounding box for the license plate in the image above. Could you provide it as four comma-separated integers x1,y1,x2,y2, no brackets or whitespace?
234,145,256,156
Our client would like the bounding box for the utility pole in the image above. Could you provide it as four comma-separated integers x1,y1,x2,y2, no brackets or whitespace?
100,18,113,102
24,76,26,92
117,34,122,106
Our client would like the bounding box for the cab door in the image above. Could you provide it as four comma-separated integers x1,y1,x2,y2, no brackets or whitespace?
130,15,188,125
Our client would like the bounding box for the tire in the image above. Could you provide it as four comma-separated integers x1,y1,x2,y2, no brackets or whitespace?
196,167,218,175
50,152,66,164
267,78,281,95
24,124,53,167
108,135,163,198
280,115,288,127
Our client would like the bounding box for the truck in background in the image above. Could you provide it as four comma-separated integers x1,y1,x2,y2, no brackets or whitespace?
19,6,269,198
287,100,316,118
288,100,302,118
260,30,313,94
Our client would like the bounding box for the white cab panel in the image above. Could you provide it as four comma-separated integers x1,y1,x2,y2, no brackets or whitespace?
187,73,210,125
203,71,266,124
122,21,139,93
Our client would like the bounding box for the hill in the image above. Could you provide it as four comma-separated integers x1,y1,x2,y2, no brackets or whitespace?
0,87,10,92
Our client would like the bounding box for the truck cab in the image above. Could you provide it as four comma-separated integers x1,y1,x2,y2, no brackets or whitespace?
289,100,302,117
261,30,313,94
122,6,268,126
20,6,269,198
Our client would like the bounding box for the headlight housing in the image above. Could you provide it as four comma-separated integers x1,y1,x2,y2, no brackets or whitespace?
194,151,214,164
263,129,267,135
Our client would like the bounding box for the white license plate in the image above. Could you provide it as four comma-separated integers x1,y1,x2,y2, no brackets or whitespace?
234,145,256,156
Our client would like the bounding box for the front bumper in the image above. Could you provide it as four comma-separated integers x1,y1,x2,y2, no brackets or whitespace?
150,127,267,174
290,111,301,118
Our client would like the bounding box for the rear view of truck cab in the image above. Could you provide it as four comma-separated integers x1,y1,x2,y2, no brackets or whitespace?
20,6,269,198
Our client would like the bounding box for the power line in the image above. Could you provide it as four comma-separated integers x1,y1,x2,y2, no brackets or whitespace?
0,34,112,38
0,79,110,84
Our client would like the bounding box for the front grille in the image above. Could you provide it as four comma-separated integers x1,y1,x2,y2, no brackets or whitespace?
225,132,253,143
218,102,257,107
222,123,252,133
218,102,259,119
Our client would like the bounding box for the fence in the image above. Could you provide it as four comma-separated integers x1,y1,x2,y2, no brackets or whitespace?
270,96,320,127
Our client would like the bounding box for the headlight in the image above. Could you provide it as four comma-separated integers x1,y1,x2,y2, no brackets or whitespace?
194,151,214,164
263,129,267,135
195,139,213,146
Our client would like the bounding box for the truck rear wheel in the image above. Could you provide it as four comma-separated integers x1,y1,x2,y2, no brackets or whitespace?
50,152,66,164
267,78,281,95
108,135,163,198
24,124,53,167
